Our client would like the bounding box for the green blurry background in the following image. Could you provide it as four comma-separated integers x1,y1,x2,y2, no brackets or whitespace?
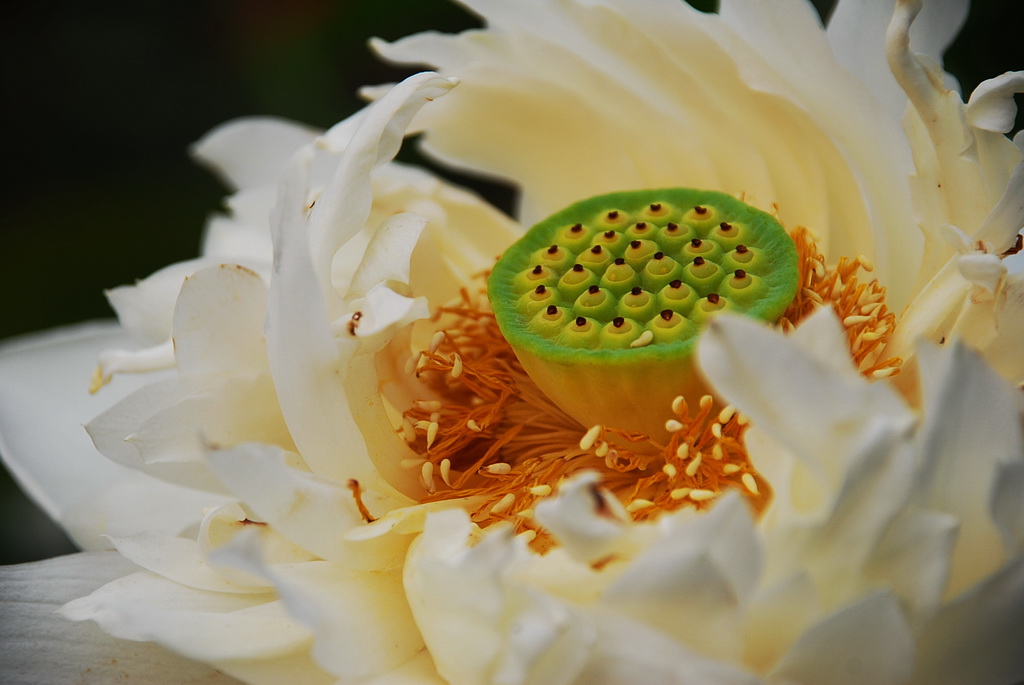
1,0,1019,564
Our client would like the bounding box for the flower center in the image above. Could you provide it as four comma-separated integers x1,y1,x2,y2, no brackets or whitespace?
487,189,799,437
395,196,902,552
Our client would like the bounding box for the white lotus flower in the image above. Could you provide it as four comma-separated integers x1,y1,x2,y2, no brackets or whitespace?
2,1,1022,684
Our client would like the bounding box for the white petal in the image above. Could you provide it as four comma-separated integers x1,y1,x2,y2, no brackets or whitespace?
914,340,1023,595
213,531,423,681
956,252,1005,294
533,472,631,565
910,556,1024,685
172,263,270,385
573,609,761,685
380,0,920,304
1,552,240,684
106,258,205,346
864,510,958,618
205,441,411,568
0,323,203,549
109,534,270,594
123,375,292,491
974,161,1024,253
61,571,310,663
743,573,821,673
200,187,277,264
355,651,445,685
771,591,914,685
992,461,1024,557
404,509,517,684
265,143,408,508
307,73,457,290
827,0,967,122
347,212,429,299
191,116,321,191
697,313,912,500
342,284,430,355
602,496,759,661
966,71,1024,133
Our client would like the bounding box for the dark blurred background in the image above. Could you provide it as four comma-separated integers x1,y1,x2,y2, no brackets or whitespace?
1,0,1019,564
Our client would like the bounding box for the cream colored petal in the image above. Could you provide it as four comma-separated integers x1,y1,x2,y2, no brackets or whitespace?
974,161,1024,253
602,495,759,662
354,651,445,685
125,375,294,491
108,534,271,594
307,73,457,294
961,273,1024,383
265,138,414,508
863,509,958,618
743,573,820,674
61,571,309,663
171,262,270,387
346,212,428,299
379,0,920,304
827,0,967,122
200,187,277,265
106,258,204,346
698,313,912,499
0,552,241,685
404,508,517,684
992,461,1024,557
967,71,1024,133
0,323,207,550
191,116,321,192
94,340,176,387
770,591,914,685
197,502,317,570
342,284,430,355
533,472,631,565
913,340,1022,595
213,531,423,681
572,609,761,685
205,441,412,569
909,556,1024,685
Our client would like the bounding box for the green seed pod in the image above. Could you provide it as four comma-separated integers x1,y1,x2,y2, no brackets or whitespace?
488,188,799,436
573,286,618,321
557,264,600,301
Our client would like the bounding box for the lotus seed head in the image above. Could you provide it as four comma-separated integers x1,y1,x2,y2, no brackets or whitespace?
488,188,799,436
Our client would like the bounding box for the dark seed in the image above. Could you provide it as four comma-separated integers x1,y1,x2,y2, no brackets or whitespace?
707,293,721,304
588,285,600,294
546,305,558,316
631,286,642,296
572,263,584,272
660,309,674,321
575,316,587,327
613,317,625,328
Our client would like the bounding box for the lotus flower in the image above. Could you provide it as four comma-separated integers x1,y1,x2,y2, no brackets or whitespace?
2,1,1022,684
